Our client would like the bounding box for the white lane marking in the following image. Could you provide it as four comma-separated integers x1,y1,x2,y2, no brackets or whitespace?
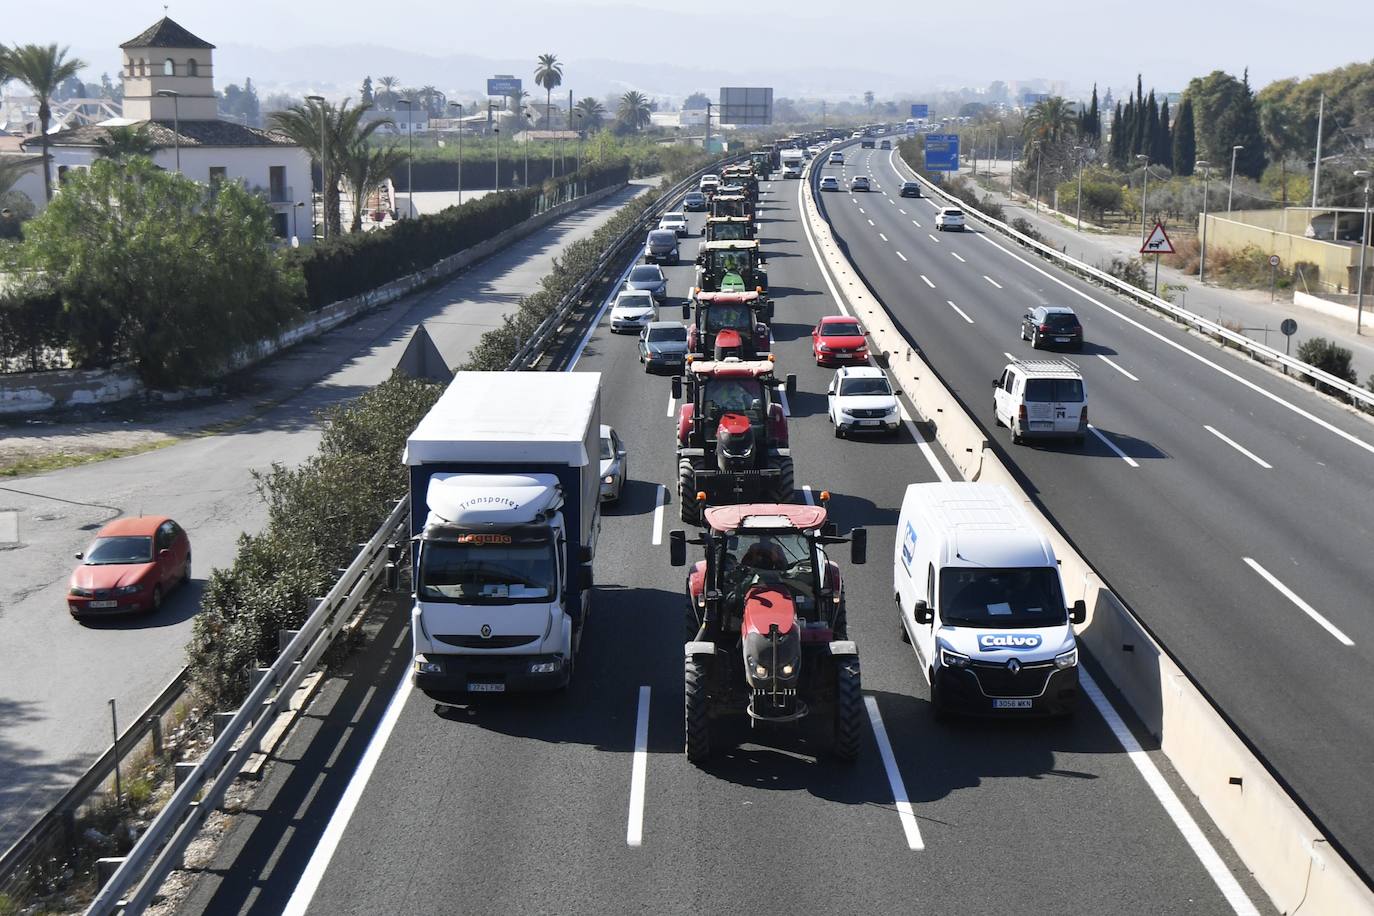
1088,424,1140,467
879,232,889,242
946,300,974,324
1098,355,1140,382
1003,351,1017,361
899,208,907,215
888,197,895,205
919,275,935,289
1204,425,1272,469
912,219,922,228
283,673,415,916
801,484,815,505
626,685,651,847
867,219,875,226
927,233,940,243
1080,669,1261,916
1244,558,1354,645
983,275,1003,289
973,232,1374,457
896,251,908,262
858,207,865,214
864,697,925,851
898,404,952,483
651,485,667,545
950,251,966,263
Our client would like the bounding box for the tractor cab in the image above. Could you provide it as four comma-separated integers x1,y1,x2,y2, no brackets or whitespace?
703,216,756,244
696,240,768,295
710,193,755,221
684,291,772,359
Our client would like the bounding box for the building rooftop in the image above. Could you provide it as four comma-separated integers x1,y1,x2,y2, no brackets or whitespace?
121,17,215,50
28,120,294,150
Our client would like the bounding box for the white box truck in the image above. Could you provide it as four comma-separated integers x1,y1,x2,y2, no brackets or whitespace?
893,482,1085,718
780,149,804,179
404,371,602,693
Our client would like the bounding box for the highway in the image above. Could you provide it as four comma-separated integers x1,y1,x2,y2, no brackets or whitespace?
175,167,1268,915
0,185,649,853
816,142,1374,877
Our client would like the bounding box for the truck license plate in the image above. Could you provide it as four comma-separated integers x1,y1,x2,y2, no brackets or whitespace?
89,600,118,609
993,698,1032,709
468,682,505,693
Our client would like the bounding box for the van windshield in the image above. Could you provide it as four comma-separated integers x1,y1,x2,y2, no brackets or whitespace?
939,567,1066,628
1024,378,1084,403
419,534,556,605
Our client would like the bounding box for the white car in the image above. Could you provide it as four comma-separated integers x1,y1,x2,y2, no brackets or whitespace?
849,176,871,192
992,357,1087,444
699,174,720,192
935,207,966,231
827,366,900,437
609,290,658,333
659,212,689,237
819,176,840,192
829,151,844,164
599,425,627,501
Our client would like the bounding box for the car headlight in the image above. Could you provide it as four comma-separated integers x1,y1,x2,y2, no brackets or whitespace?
1055,647,1079,669
939,648,971,669
603,474,615,485
70,587,94,597
113,583,145,595
818,342,831,351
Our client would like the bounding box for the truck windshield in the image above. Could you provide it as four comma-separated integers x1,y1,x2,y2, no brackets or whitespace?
939,568,1066,628
419,536,556,604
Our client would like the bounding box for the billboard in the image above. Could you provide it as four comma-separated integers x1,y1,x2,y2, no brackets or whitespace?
910,104,929,119
719,87,773,125
487,77,522,95
924,134,960,171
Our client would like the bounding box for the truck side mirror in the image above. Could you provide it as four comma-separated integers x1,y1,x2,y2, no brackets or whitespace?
671,376,682,400
1071,599,1087,625
579,565,594,591
992,378,1001,388
914,599,933,625
785,374,797,397
849,527,867,565
669,529,687,567
682,303,691,319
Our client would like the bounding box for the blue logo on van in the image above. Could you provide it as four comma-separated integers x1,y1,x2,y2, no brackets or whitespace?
900,522,917,571
978,633,1042,650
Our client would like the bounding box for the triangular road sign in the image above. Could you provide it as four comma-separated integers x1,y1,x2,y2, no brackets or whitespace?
1141,222,1175,254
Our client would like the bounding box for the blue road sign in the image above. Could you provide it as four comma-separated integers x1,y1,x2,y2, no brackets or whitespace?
925,134,960,171
487,77,522,95
910,104,929,119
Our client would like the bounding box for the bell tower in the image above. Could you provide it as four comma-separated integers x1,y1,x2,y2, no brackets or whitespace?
119,17,218,121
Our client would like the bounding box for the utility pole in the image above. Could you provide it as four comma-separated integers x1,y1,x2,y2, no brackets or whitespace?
1033,141,1043,212
1311,92,1325,208
1073,145,1084,231
1137,153,1151,243
1196,160,1211,283
450,102,464,207
1227,145,1243,212
704,100,712,151
1356,170,1371,334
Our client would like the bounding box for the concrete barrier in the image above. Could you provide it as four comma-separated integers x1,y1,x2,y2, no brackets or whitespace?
0,366,142,416
797,162,1374,915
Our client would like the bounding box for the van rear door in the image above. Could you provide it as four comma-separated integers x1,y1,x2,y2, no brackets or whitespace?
1024,377,1084,434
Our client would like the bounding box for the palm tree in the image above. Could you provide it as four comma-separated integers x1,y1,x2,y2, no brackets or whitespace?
574,96,605,132
419,85,444,117
5,43,87,200
1023,96,1075,145
271,98,391,237
617,90,651,132
93,124,157,162
376,75,399,109
341,142,408,232
534,53,564,131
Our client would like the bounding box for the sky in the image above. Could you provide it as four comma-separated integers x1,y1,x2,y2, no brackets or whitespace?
7,0,1371,100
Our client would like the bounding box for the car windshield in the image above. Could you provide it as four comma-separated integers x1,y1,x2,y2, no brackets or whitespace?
648,231,675,245
703,377,765,415
648,324,687,342
617,293,653,310
418,535,556,604
940,567,1066,628
903,182,918,190
824,321,862,337
1024,378,1085,402
840,376,891,396
704,304,751,332
599,435,614,459
630,266,662,282
1044,313,1080,330
84,536,153,565
664,212,685,221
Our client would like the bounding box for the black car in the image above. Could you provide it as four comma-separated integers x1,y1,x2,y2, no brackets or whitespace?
1021,306,1084,350
899,181,922,198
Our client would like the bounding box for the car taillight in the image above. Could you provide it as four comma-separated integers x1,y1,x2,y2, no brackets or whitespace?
1080,406,1088,425
1018,405,1027,422
1039,324,1051,333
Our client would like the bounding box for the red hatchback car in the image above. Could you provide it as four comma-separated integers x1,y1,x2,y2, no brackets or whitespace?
68,516,191,617
812,316,870,366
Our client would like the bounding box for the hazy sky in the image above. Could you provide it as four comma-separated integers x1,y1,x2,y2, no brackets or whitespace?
7,0,1370,98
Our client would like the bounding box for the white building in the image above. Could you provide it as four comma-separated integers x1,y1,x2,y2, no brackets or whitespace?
25,17,313,241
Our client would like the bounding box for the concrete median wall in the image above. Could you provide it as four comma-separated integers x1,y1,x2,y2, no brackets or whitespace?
798,161,1374,915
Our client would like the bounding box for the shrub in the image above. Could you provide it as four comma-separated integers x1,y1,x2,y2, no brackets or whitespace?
1295,337,1357,389
1011,217,1046,244
1105,256,1149,291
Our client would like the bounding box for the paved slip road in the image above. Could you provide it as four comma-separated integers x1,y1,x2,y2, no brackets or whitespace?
176,167,1269,916
0,183,650,853
818,143,1374,879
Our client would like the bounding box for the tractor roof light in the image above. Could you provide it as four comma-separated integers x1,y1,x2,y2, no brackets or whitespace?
819,490,831,505
696,491,707,504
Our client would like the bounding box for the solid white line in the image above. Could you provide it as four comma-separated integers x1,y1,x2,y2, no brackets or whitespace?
1204,425,1272,469
950,251,966,263
651,485,666,545
1098,355,1140,382
801,484,815,505
1088,424,1140,467
1079,669,1260,916
283,674,415,916
1003,351,1017,361
946,300,974,324
1244,558,1354,645
626,685,651,847
898,404,953,483
569,257,637,368
919,275,935,289
666,393,676,417
982,275,1003,289
864,697,925,851
879,232,889,242
896,251,908,262
927,233,940,243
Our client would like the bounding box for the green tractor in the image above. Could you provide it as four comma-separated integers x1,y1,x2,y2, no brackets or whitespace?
695,240,768,295
703,216,756,244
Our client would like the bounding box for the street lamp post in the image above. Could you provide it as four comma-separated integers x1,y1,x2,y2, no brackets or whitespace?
1227,145,1243,212
1136,153,1151,243
1033,140,1042,212
397,100,416,217
155,89,181,173
1196,160,1212,283
305,95,327,238
292,201,304,246
1073,145,1084,231
449,102,464,208
1355,170,1371,334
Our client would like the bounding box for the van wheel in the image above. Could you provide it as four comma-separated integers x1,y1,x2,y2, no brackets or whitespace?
992,405,1003,427
1011,427,1023,445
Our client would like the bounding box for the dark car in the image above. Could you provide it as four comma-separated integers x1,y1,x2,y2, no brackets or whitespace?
880,139,892,149
860,138,875,149
68,516,192,617
643,229,680,265
682,191,708,212
626,264,669,301
899,181,922,198
1021,306,1084,350
637,321,689,373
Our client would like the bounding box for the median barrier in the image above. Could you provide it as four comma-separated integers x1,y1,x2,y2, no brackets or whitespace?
800,155,1374,915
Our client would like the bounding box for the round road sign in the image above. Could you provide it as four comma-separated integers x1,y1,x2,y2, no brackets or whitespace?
1269,254,1281,267
1281,318,1298,337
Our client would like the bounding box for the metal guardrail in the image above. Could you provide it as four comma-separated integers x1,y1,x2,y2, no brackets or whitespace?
887,148,1374,410
85,497,409,915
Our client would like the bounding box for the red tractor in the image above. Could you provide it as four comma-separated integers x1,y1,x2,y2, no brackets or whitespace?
672,359,796,525
682,291,772,360
669,501,868,763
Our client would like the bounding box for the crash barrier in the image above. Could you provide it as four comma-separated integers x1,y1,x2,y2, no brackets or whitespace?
887,151,1374,412
801,157,1374,914
83,498,408,915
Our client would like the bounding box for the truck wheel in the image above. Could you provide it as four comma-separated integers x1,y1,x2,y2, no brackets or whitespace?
685,655,713,763
770,454,795,502
833,659,862,763
678,458,702,525
992,405,1003,427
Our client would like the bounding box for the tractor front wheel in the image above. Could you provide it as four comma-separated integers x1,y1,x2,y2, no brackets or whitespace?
685,654,714,763
770,454,795,503
679,458,703,525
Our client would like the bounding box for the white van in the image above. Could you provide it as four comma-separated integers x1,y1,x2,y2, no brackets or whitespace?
894,482,1084,718
992,357,1087,445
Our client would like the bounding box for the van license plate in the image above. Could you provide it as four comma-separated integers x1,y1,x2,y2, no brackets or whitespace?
468,682,505,693
89,600,118,609
993,698,1032,709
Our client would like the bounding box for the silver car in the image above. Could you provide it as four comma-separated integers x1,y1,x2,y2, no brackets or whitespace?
626,264,669,301
599,425,627,501
638,321,689,374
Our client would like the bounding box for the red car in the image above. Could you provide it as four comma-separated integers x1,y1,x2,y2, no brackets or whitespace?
811,315,870,366
68,516,192,617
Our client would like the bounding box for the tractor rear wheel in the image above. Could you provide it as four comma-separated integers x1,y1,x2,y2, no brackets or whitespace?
685,654,713,763
833,658,862,763
770,454,795,503
679,458,702,525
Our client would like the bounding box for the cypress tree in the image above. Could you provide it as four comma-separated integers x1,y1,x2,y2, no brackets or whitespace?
1157,97,1172,168
1145,91,1159,161
1087,84,1100,144
1172,97,1196,176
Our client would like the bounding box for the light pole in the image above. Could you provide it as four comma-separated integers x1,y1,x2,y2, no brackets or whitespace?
1227,145,1243,212
305,94,327,239
1136,153,1150,243
523,106,531,188
1033,140,1042,212
489,102,502,193
449,102,464,207
397,99,415,217
292,200,304,246
155,89,181,173
1196,160,1212,283
1073,145,1084,231
1355,169,1371,334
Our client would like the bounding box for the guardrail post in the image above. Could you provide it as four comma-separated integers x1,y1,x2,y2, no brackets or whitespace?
173,760,197,789
212,712,235,740
248,666,273,693
279,628,301,655
96,856,126,890
148,714,163,759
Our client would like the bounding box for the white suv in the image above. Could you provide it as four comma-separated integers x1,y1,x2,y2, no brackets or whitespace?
935,207,965,231
827,366,900,437
992,358,1087,445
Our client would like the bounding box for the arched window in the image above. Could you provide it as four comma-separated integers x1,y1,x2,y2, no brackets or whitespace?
163,58,175,76
139,58,148,76
187,58,198,77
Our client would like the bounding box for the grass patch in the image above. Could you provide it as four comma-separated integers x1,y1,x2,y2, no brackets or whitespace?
0,438,178,478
